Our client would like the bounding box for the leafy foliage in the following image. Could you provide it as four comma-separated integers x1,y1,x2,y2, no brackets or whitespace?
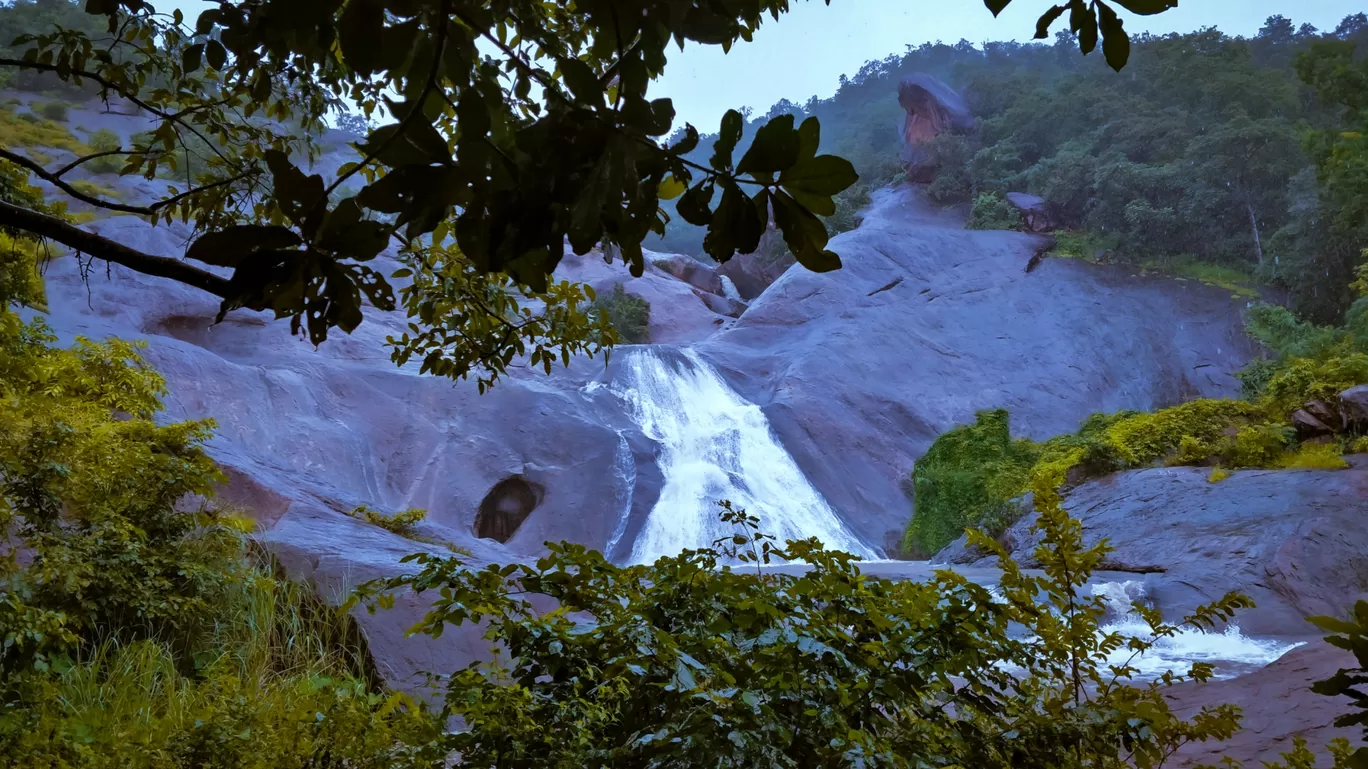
966,192,1025,231
0,202,440,763
359,494,1247,767
592,283,652,345
0,0,1176,384
903,409,1039,556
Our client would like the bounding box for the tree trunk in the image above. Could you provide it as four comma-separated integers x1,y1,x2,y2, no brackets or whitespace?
1247,201,1264,266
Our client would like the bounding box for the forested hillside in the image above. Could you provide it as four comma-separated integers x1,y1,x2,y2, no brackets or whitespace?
655,14,1368,323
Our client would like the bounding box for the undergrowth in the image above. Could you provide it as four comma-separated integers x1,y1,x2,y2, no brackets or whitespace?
0,106,88,154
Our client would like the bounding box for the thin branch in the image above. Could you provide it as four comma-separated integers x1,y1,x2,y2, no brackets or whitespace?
52,148,150,178
0,200,230,298
0,147,253,217
0,148,156,215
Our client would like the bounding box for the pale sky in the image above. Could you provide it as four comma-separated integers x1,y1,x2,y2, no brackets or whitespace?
171,1,1365,128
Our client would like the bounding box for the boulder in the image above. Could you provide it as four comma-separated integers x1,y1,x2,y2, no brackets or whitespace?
1293,408,1335,437
897,73,975,182
935,459,1368,636
648,253,723,295
1306,399,1338,425
1341,385,1368,429
1004,192,1059,233
1168,641,1363,767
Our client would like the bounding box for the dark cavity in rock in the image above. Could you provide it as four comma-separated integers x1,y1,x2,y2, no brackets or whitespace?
474,476,543,542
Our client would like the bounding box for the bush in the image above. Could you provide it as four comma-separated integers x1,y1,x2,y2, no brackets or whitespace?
592,283,651,344
966,192,1024,231
902,409,1039,556
357,492,1250,767
37,101,68,122
0,255,441,765
84,128,125,174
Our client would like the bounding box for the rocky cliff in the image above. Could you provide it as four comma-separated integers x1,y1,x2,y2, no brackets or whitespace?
29,100,1267,692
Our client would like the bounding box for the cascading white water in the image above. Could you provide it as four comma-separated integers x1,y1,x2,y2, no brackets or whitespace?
1089,581,1302,679
613,348,876,564
603,430,636,561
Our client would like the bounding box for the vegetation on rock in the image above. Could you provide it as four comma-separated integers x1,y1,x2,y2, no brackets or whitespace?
658,15,1368,323
592,283,652,345
907,274,1368,556
966,192,1025,231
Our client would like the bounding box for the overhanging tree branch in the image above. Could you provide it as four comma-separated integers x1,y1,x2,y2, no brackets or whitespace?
0,200,231,298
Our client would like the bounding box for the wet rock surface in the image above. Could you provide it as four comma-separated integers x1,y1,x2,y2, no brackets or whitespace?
1168,641,1361,767
935,459,1368,636
699,186,1255,554
38,171,1260,700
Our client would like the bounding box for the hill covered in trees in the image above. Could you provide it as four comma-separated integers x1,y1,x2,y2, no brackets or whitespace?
655,13,1368,323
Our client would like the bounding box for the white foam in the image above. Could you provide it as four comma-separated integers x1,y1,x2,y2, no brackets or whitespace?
613,348,876,564
1090,581,1302,679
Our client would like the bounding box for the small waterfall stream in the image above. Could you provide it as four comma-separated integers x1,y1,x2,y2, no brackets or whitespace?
612,348,876,564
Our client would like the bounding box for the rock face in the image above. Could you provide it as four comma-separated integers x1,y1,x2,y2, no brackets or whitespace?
698,186,1255,554
898,73,975,182
1168,641,1361,767
935,459,1368,636
36,184,1256,690
1341,385,1368,430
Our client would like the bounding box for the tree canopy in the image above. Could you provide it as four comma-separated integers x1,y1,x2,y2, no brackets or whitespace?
0,0,1179,385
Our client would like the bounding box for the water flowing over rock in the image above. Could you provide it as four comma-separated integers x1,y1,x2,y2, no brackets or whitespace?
609,348,875,563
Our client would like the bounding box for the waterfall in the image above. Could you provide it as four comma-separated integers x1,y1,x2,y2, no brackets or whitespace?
603,430,636,561
613,348,876,564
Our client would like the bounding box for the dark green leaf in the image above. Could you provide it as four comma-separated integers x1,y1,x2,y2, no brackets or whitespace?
339,0,385,76
711,109,744,170
1071,2,1099,55
187,225,302,268
182,43,204,72
772,190,841,272
736,114,799,175
205,39,227,71
780,155,858,198
983,0,1012,16
1098,2,1130,72
1113,0,1177,14
669,124,699,155
797,117,820,161
676,182,714,227
1035,5,1068,39
559,57,603,105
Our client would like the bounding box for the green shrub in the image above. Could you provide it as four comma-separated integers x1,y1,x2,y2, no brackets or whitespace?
358,497,1250,767
1260,353,1368,416
347,504,470,555
903,409,1040,556
591,283,651,344
966,192,1024,231
37,101,68,122
0,272,441,765
84,128,124,174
